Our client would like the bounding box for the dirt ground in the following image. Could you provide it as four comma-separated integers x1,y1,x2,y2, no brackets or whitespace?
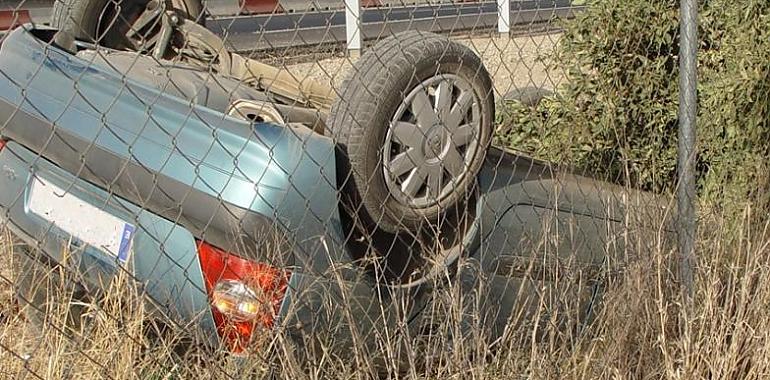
285,33,564,99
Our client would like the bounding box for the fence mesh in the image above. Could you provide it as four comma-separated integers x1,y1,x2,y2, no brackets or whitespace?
0,0,700,378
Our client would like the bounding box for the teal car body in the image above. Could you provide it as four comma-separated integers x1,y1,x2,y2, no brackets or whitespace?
0,26,672,362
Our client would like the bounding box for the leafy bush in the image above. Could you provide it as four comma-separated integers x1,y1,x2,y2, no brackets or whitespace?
497,0,770,210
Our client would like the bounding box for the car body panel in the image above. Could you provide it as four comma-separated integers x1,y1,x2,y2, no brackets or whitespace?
0,27,347,269
466,150,673,340
0,27,425,354
0,142,221,345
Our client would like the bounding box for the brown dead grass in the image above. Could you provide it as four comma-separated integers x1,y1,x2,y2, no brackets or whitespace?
1,204,770,379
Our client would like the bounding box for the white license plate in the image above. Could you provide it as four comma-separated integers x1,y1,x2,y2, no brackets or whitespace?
28,177,135,263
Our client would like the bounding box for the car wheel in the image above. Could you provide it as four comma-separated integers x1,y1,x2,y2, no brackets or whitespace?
51,0,202,50
328,31,495,233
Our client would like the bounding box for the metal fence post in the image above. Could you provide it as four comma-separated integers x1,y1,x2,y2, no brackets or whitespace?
498,0,510,35
678,0,698,300
345,0,362,58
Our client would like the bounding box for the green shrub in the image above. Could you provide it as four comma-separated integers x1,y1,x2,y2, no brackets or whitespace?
497,0,770,211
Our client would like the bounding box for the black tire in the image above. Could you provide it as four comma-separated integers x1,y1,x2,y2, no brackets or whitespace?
328,31,494,233
51,0,202,49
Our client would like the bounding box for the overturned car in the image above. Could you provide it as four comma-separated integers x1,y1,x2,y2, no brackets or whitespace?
0,16,672,374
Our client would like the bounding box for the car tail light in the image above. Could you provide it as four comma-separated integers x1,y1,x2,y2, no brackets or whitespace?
197,240,289,353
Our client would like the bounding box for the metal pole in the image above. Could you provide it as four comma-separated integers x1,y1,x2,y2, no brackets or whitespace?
345,0,362,58
498,0,511,35
677,0,698,300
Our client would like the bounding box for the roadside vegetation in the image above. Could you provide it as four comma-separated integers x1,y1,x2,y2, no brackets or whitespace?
498,0,770,215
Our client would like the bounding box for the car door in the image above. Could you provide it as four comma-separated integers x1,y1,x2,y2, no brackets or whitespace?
456,148,675,345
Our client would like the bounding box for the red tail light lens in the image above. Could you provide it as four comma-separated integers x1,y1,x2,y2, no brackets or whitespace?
197,240,289,353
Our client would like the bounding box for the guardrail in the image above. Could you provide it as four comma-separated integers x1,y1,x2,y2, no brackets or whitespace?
211,3,580,51
1,0,581,51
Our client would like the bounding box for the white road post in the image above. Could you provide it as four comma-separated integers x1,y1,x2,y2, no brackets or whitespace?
345,0,362,58
497,0,510,36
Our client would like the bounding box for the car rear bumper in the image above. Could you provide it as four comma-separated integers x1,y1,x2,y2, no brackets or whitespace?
0,142,223,345
0,139,430,358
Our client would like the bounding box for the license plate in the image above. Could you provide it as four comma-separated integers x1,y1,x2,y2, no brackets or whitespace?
28,177,135,264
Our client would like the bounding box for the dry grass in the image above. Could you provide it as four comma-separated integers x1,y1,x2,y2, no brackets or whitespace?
1,203,770,379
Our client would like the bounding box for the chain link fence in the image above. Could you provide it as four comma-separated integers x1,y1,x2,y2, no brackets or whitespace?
0,0,712,378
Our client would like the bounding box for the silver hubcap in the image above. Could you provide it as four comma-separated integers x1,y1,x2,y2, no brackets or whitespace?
383,74,481,208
